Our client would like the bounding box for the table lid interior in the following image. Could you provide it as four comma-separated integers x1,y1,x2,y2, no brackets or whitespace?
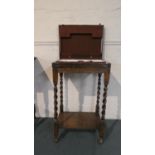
59,25,104,59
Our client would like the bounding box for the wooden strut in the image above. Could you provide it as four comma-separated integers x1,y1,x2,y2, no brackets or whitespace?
101,68,110,120
101,81,108,120
54,84,58,119
53,69,58,120
53,69,59,142
60,73,63,113
98,69,110,143
96,73,101,116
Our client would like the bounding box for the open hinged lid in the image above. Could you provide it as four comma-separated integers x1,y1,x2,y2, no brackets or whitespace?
59,25,103,59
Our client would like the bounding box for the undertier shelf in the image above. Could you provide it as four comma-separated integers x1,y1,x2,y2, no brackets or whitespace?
58,112,102,129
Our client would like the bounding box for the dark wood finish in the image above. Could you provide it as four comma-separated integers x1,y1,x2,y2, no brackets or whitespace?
52,61,111,143
96,73,101,116
101,70,110,120
52,25,111,143
53,69,59,142
60,73,63,113
98,120,105,144
59,25,103,59
58,112,101,129
53,61,110,73
53,69,58,120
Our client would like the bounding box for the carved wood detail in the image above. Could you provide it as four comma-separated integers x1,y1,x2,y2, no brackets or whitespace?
101,70,110,120
96,73,101,116
53,69,58,120
60,73,63,113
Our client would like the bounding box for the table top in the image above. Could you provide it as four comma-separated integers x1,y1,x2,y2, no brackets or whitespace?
52,59,111,73
53,59,110,66
58,59,105,62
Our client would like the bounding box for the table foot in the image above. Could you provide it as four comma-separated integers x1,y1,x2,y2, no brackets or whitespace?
54,121,59,143
54,138,59,143
97,137,103,144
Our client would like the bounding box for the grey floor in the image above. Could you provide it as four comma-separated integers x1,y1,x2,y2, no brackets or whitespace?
34,118,121,155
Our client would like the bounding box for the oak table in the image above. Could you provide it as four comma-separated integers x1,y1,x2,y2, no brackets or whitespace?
52,25,111,143
52,60,111,143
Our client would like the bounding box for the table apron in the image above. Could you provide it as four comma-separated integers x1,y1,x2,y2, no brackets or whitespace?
54,67,108,73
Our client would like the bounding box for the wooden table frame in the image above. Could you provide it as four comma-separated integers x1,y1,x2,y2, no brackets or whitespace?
52,61,111,143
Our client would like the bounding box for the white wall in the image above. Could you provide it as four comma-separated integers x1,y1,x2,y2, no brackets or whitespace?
34,0,121,119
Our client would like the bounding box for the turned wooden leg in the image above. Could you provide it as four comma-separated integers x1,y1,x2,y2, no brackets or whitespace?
99,66,110,143
101,70,110,120
60,73,63,113
53,68,59,142
96,73,101,116
101,82,108,120
98,86,108,144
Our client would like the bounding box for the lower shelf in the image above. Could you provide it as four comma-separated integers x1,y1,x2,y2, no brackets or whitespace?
58,112,102,129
